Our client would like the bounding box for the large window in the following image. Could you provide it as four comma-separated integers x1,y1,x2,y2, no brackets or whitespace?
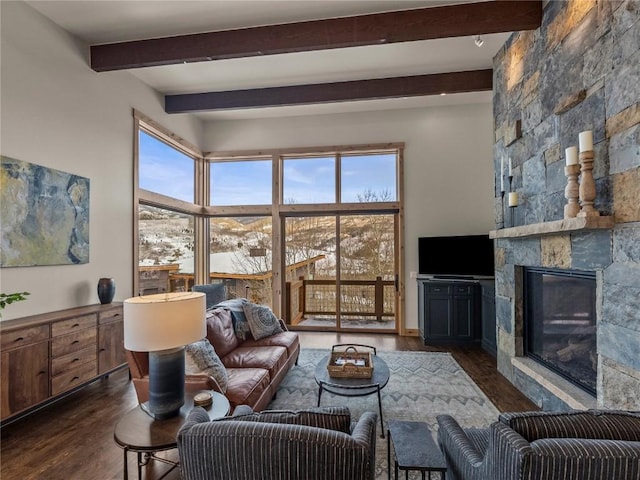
135,114,404,330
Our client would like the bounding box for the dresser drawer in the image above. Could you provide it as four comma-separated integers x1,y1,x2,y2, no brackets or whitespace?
426,285,451,295
454,285,473,294
52,315,97,337
1,325,49,351
98,308,123,325
51,346,96,376
51,328,97,357
51,360,97,396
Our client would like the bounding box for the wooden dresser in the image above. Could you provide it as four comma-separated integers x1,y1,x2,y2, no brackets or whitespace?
0,303,126,424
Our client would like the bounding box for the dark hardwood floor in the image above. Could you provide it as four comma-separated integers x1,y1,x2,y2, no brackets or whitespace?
1,332,537,480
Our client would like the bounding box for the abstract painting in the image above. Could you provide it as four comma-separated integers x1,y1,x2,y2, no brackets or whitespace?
1,156,90,267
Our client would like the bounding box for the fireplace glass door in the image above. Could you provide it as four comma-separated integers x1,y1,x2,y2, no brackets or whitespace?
524,267,596,394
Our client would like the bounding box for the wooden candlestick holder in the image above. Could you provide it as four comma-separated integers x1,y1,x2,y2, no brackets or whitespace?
578,150,600,217
564,163,580,219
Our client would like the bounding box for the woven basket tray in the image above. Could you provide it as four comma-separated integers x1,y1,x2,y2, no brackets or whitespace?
327,346,373,378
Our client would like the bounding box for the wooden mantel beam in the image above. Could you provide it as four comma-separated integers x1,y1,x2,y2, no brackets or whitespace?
91,1,542,72
164,69,493,113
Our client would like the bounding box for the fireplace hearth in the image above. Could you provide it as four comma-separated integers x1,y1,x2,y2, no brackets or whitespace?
523,268,597,395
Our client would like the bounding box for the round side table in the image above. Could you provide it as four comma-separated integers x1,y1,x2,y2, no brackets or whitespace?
314,345,390,438
114,390,230,480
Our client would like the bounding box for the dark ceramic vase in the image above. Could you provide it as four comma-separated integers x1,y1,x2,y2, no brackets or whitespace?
97,278,116,304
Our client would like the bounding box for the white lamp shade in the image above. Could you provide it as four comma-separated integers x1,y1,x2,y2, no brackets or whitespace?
123,292,206,351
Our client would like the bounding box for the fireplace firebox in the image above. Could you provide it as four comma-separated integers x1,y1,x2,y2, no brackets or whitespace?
523,267,597,395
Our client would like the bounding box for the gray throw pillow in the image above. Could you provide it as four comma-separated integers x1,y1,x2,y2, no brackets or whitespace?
185,339,228,393
215,298,252,341
243,302,283,340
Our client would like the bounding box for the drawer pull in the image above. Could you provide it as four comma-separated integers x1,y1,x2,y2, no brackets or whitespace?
14,337,24,342
72,340,80,344
71,376,80,382
72,358,80,363
38,370,47,375
72,323,80,328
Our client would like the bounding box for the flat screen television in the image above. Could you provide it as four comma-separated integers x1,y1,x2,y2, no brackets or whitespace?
419,234,495,277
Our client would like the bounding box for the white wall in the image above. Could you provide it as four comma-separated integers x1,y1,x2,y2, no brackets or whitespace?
203,105,495,330
0,1,203,320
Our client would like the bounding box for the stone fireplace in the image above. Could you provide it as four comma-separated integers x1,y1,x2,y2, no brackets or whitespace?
491,1,639,411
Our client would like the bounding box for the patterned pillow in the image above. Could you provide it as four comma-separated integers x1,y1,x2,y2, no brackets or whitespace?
215,298,252,341
243,302,283,340
185,339,228,393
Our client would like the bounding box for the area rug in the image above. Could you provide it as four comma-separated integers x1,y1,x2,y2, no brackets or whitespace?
268,348,500,479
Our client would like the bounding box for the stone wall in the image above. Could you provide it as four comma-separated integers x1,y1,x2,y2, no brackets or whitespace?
493,0,639,410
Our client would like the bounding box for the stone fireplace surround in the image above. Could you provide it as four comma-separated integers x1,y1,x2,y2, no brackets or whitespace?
491,1,639,411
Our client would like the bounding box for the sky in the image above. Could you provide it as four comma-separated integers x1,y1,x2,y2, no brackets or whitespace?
139,131,397,205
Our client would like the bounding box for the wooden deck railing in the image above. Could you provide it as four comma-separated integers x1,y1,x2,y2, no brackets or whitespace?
284,276,395,326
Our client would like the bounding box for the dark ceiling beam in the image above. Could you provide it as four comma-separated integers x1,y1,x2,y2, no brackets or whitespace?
91,1,542,72
164,69,493,113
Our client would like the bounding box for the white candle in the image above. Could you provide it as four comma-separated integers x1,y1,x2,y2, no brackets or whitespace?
508,192,518,207
565,146,578,165
500,157,505,192
508,157,513,176
579,130,593,152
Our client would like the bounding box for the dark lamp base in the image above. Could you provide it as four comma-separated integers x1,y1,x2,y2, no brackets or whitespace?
147,347,185,419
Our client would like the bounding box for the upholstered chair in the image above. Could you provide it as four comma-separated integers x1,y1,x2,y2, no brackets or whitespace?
191,283,226,309
178,406,378,480
437,410,640,480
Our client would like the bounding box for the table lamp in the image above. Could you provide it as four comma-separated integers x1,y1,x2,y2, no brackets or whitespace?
124,292,206,419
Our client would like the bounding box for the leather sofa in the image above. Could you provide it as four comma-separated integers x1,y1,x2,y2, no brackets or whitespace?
204,305,299,411
437,409,640,480
126,304,299,413
177,406,377,480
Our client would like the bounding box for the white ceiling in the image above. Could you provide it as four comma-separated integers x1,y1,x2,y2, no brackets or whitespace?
26,0,510,121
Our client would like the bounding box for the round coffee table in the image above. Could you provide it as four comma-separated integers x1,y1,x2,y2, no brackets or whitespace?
114,390,230,480
314,345,390,438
